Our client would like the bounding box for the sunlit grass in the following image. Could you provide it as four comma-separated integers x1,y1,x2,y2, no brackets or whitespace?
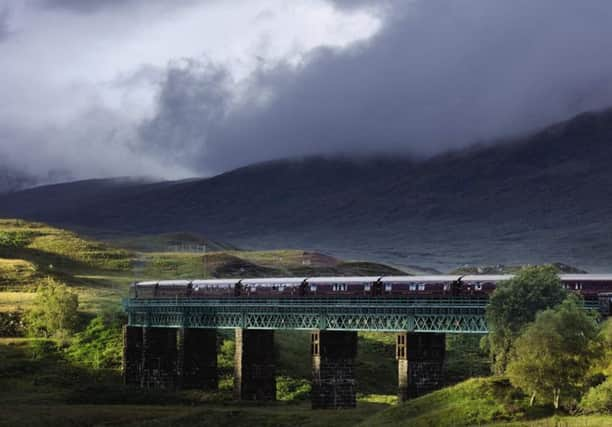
0,291,36,311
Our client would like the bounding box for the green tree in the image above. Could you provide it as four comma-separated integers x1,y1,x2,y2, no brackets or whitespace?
485,265,567,373
66,309,124,369
581,377,612,414
506,295,601,410
595,319,612,376
25,277,79,337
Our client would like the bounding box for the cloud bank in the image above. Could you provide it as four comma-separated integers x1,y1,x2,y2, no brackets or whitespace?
2,0,612,182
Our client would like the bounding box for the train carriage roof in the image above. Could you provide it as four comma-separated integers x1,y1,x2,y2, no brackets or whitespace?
461,275,513,282
156,280,192,286
306,276,381,284
381,275,461,283
242,278,306,283
192,279,241,286
560,274,612,281
134,281,158,286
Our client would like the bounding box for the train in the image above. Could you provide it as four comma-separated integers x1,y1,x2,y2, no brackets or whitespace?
130,274,612,312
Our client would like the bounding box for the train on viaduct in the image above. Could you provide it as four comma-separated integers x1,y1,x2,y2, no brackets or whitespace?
122,274,612,409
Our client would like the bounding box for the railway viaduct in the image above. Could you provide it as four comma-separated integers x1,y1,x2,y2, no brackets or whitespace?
122,295,606,408
122,296,489,408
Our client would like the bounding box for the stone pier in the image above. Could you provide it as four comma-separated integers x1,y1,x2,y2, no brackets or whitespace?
397,332,445,401
234,329,276,400
122,325,143,386
141,327,178,389
311,330,357,409
177,328,218,390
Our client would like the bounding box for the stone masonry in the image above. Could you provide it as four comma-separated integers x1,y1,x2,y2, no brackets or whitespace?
141,327,178,389
234,328,276,400
122,325,143,386
311,330,357,409
397,332,445,401
177,328,218,390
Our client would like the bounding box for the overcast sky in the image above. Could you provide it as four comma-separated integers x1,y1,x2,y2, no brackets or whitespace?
2,0,612,182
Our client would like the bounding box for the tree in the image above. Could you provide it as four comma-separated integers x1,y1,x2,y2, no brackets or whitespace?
485,265,567,374
25,277,79,337
506,295,601,410
66,309,124,369
596,319,612,376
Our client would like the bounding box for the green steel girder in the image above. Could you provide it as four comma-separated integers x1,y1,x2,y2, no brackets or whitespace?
124,297,491,333
123,297,602,333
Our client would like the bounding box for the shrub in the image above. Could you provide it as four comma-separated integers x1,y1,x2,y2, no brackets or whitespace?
276,376,311,401
0,230,31,249
581,378,612,414
24,277,79,337
66,310,124,369
0,311,25,337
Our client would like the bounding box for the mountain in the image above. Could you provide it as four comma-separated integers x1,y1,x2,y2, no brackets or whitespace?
0,166,38,194
1,109,612,271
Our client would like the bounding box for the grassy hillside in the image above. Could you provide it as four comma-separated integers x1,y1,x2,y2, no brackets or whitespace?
359,377,611,427
0,219,406,313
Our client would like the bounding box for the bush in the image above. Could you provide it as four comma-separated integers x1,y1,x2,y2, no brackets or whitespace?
581,378,612,414
276,376,311,401
0,311,25,337
0,230,31,249
66,310,124,369
24,277,79,338
218,338,235,375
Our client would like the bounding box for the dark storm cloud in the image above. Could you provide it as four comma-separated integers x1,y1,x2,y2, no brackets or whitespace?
140,0,612,174
140,60,231,167
327,0,391,12
0,6,11,41
41,0,136,13
41,0,195,14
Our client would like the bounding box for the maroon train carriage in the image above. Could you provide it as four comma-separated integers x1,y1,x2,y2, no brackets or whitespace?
239,278,307,297
379,275,462,297
559,274,612,300
460,275,509,297
191,279,240,297
155,280,193,298
129,274,612,305
305,276,381,297
130,281,159,298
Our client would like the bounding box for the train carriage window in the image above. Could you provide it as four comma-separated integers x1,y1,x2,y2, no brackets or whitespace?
475,284,483,291
409,284,417,291
418,284,425,291
364,284,371,291
333,284,338,291
385,284,392,292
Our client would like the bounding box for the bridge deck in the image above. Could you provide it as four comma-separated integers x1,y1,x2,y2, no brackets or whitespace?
124,297,602,333
124,297,492,333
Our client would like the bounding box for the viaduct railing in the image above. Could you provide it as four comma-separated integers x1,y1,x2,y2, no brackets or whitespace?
124,297,491,333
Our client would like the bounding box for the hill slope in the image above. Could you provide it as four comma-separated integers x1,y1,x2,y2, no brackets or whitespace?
2,109,612,271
